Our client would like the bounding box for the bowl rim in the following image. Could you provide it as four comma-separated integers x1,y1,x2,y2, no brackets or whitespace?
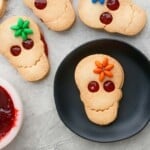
0,78,23,149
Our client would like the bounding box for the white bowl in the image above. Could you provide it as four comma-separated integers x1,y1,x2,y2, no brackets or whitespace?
0,78,23,150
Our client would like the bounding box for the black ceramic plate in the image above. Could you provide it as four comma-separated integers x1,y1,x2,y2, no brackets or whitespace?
54,39,150,142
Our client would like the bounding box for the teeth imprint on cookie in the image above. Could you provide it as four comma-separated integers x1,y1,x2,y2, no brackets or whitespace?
18,54,43,68
85,102,119,125
87,101,117,112
17,54,49,81
80,89,122,110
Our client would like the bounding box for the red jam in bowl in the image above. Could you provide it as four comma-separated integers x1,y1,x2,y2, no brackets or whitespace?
0,86,16,140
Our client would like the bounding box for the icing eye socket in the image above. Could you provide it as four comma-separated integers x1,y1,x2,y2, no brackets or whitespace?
103,80,115,92
34,0,47,9
22,39,34,50
100,12,113,25
10,45,21,56
88,81,100,92
107,0,120,11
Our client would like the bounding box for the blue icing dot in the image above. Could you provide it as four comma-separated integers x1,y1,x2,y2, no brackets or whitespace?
92,0,98,3
92,0,105,4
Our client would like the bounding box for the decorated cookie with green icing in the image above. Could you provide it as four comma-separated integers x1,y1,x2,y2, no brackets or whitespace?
0,16,50,82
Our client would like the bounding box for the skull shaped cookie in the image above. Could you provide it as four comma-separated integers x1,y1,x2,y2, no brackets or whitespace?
0,16,50,81
0,0,7,18
75,54,124,125
24,0,75,31
78,0,147,36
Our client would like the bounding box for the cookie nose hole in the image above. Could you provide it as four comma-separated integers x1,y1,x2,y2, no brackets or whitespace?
22,39,34,50
88,81,100,92
103,80,115,92
34,0,47,9
10,45,21,56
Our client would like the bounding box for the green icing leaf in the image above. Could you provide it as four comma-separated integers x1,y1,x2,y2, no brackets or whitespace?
24,29,33,34
11,25,20,30
18,18,24,27
23,21,29,28
21,32,27,41
10,18,33,41
15,29,22,37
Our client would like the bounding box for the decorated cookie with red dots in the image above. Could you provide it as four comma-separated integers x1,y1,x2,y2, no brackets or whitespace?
75,54,124,125
0,0,7,18
78,0,147,36
24,0,75,31
0,16,50,81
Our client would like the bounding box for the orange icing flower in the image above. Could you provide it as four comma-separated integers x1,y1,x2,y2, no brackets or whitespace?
93,57,114,82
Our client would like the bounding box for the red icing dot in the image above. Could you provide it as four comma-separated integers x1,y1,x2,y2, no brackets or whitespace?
88,81,99,92
0,86,16,140
103,80,115,92
22,39,34,50
10,45,21,56
100,12,113,25
34,0,47,9
107,0,120,11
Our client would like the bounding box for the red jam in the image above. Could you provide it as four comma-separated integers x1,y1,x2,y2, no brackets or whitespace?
41,34,48,56
10,46,21,56
100,12,113,25
107,0,120,11
88,81,99,92
34,0,47,9
103,80,115,92
22,39,34,50
0,86,16,140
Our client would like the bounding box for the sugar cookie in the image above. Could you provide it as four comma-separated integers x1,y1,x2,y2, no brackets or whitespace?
0,16,50,81
75,54,124,125
24,0,75,31
78,0,147,36
0,0,7,17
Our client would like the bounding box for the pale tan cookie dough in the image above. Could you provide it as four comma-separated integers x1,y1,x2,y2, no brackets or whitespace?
0,16,50,81
78,0,147,36
85,102,119,125
24,0,75,31
0,0,7,18
75,54,124,125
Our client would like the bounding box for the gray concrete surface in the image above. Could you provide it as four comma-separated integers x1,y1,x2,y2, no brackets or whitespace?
0,0,150,150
